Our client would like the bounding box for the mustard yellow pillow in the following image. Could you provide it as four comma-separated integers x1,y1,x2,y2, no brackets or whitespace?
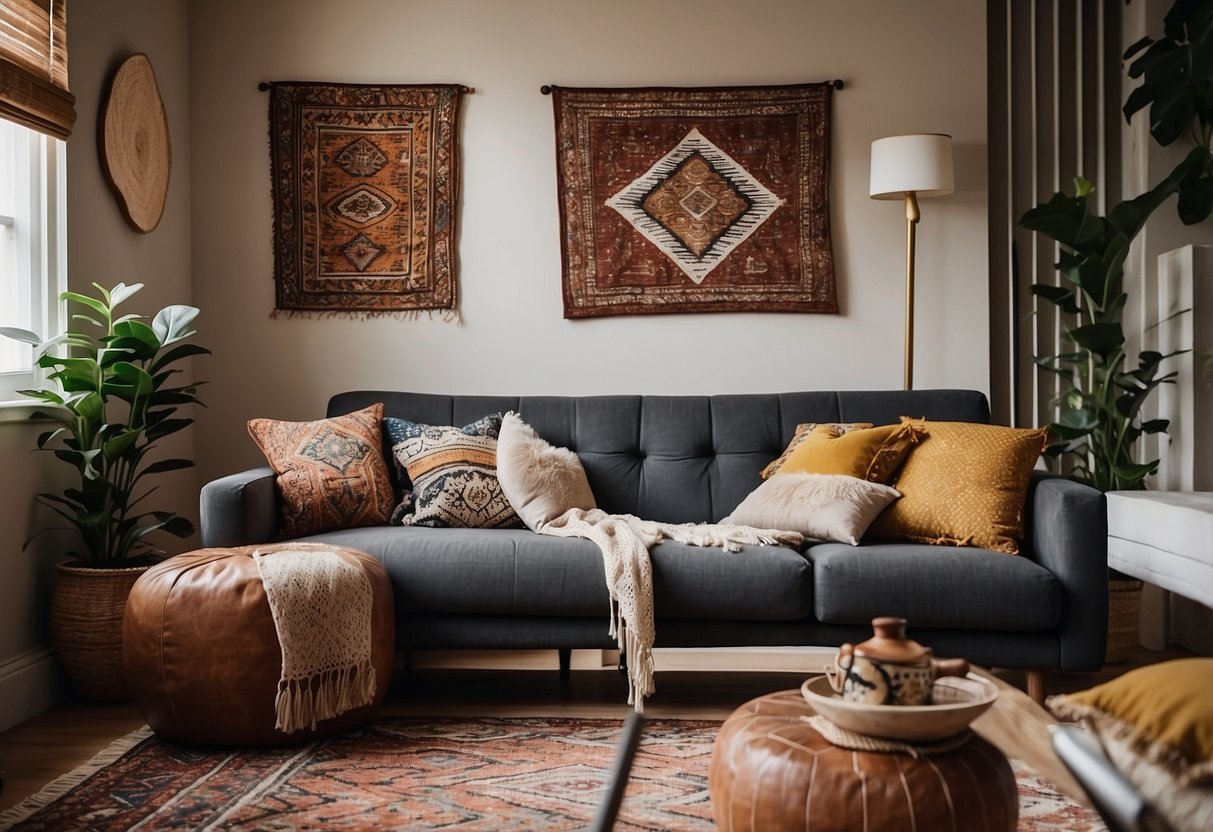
778,423,922,484
867,419,1047,554
1049,659,1213,831
760,422,874,479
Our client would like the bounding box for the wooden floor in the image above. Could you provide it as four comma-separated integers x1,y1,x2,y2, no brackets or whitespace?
0,644,1194,813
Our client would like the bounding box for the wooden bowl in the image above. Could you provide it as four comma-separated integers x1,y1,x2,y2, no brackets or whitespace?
801,673,998,742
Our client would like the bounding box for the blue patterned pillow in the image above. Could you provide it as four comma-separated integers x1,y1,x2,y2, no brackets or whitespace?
383,413,504,524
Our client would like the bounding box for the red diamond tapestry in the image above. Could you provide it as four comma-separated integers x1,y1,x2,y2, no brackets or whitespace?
552,83,839,318
269,82,464,317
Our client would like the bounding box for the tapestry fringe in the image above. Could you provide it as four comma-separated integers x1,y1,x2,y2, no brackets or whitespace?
0,726,156,827
274,661,377,734
269,308,461,324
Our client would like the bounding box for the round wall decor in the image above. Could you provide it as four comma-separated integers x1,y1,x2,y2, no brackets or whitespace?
100,53,171,233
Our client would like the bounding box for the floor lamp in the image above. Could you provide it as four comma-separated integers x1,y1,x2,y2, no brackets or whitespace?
869,134,954,390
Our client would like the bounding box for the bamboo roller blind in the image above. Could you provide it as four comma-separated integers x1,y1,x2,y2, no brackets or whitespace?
0,0,75,139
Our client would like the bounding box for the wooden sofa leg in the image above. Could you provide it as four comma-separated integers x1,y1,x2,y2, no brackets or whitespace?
558,648,572,680
1026,669,1047,705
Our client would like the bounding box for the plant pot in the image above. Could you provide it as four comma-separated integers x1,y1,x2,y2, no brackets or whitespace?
1104,577,1144,665
50,562,150,702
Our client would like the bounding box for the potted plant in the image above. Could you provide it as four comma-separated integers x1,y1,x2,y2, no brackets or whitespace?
1018,0,1212,661
0,282,207,700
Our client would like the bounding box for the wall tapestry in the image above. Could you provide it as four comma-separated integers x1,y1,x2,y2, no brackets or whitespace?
267,82,466,318
550,82,840,318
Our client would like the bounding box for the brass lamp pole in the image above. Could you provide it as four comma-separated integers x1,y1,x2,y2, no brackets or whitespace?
869,134,954,390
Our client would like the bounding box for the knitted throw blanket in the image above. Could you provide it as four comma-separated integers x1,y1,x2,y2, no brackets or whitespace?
253,548,377,734
537,508,803,711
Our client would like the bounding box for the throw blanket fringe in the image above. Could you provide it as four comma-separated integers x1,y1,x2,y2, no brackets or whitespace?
255,548,377,733
538,508,802,711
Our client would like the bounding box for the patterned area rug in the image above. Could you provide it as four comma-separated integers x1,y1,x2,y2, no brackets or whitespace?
0,717,1104,831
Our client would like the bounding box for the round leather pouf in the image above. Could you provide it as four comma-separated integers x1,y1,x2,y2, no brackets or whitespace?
124,543,395,746
710,690,1018,832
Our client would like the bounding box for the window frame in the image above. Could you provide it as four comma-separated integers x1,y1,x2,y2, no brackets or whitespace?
0,119,66,419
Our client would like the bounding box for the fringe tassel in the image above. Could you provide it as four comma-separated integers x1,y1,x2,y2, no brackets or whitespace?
0,726,155,827
269,308,461,323
273,661,377,734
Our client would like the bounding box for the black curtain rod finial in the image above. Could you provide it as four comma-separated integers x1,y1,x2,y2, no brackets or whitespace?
831,79,844,90
258,81,272,91
540,85,554,95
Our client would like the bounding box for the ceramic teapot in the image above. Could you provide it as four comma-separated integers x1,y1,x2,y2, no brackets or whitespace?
824,616,970,705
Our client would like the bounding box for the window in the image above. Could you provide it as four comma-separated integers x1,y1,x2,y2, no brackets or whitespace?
0,117,65,403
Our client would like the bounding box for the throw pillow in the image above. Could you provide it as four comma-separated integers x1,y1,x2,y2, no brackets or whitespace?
383,412,502,491
778,422,924,483
496,411,596,531
760,422,874,479
723,473,901,545
1049,658,1213,832
391,420,521,529
248,403,395,537
866,419,1048,555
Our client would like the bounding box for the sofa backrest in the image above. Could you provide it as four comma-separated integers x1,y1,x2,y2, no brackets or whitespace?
329,390,991,524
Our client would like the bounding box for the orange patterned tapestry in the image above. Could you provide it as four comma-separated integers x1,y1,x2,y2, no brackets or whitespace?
268,82,464,317
552,83,839,318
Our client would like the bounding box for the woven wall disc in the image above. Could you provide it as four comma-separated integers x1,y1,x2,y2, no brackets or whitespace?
100,54,171,233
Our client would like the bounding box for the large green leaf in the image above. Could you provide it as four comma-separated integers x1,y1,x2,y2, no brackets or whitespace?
0,326,41,346
61,291,110,321
152,306,200,347
149,342,209,374
140,458,194,475
108,282,143,309
1067,322,1124,355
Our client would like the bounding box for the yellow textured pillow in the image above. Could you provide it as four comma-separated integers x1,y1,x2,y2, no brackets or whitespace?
867,419,1047,554
760,422,873,479
778,423,923,484
1048,658,1213,831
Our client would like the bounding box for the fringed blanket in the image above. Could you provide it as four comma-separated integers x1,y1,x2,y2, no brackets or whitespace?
253,548,377,733
537,508,803,711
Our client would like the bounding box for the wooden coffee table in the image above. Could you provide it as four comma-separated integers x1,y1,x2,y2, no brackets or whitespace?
969,667,1084,802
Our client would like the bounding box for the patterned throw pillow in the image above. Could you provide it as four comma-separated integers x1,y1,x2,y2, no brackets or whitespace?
778,423,924,484
761,422,874,479
383,413,502,511
390,419,521,529
248,403,395,538
867,418,1048,555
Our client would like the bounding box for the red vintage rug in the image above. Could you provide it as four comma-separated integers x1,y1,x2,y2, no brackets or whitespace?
1,717,1102,831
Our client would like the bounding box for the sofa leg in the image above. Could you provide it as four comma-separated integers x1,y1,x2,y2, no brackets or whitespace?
558,648,572,680
1026,669,1047,705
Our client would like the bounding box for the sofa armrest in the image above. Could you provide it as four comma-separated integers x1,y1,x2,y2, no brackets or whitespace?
1025,471,1108,671
200,467,280,548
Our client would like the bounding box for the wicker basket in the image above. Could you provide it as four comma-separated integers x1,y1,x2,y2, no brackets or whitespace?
1104,577,1144,664
50,562,150,702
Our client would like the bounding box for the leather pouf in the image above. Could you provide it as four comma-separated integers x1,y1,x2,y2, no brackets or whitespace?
123,543,395,746
710,690,1018,832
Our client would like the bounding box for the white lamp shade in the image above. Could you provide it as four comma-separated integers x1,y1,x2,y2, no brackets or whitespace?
869,133,954,200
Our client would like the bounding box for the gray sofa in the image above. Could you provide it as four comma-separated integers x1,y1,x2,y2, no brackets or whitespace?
200,389,1109,690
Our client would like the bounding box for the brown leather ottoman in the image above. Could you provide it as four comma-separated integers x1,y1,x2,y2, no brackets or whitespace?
710,690,1018,832
123,543,395,747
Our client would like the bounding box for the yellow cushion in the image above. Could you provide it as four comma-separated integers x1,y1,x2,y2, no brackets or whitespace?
1049,658,1213,832
867,419,1047,554
760,422,873,479
778,423,922,484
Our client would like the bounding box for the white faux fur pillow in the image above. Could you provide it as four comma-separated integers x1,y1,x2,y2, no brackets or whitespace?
496,411,596,531
723,473,900,545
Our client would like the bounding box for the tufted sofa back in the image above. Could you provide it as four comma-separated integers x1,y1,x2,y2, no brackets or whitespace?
328,390,990,524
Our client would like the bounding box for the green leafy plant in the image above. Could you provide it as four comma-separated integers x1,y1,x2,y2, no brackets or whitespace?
1017,0,1213,493
0,283,208,566
1123,0,1213,226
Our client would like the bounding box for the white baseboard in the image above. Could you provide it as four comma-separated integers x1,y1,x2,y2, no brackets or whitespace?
0,646,64,732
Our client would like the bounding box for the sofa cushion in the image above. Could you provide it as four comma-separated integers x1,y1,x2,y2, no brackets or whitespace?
247,404,395,537
867,419,1048,555
759,422,873,479
808,542,1060,631
778,422,923,483
496,411,596,531
723,473,900,545
295,527,813,621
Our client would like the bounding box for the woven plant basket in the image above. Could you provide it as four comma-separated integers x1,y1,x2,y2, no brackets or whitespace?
50,563,150,702
1104,577,1144,664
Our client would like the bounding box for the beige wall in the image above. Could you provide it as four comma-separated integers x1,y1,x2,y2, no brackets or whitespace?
189,0,990,485
0,0,192,728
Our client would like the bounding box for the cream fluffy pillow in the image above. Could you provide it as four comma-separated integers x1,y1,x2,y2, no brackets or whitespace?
496,411,596,531
723,473,901,545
